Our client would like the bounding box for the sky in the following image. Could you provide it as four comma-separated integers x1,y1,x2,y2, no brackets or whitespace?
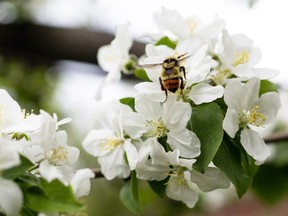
26,0,288,132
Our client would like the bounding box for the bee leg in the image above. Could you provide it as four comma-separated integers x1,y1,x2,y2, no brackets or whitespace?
159,77,168,102
180,66,186,79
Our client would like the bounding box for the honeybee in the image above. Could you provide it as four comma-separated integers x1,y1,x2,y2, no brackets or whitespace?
140,53,189,101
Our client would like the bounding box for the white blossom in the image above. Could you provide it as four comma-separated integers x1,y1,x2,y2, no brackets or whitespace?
124,95,200,158
82,101,138,180
223,78,281,163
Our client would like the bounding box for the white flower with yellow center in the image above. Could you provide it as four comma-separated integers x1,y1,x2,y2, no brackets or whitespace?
136,138,230,208
96,23,133,100
32,110,80,183
215,30,279,82
152,7,225,43
82,101,138,180
136,41,224,104
223,78,281,164
124,95,200,158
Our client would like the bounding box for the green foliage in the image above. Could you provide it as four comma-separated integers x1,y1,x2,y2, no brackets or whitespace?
213,134,257,198
253,163,288,204
259,80,278,96
134,68,151,82
2,154,34,179
120,171,141,215
22,178,83,214
148,177,169,198
120,97,136,112
155,36,177,49
189,102,224,172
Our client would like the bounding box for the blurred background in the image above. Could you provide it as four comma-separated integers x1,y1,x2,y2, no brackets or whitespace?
1,0,288,215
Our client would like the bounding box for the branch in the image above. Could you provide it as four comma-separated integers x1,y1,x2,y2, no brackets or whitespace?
0,22,145,65
264,132,288,144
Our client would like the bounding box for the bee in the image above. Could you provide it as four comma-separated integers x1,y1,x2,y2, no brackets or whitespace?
140,53,189,101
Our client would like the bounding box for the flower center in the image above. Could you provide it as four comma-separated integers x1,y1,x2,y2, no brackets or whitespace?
234,51,250,66
145,118,167,138
187,20,198,34
239,105,266,128
166,166,188,188
101,137,123,152
50,145,69,165
213,68,232,85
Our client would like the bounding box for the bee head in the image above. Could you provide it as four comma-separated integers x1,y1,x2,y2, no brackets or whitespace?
163,58,178,69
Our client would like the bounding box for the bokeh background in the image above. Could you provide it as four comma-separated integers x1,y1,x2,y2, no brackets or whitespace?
1,0,288,215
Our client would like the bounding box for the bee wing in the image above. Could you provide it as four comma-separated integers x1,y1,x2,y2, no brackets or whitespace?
138,62,162,68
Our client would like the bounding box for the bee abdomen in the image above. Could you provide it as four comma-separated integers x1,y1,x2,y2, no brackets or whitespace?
163,78,180,93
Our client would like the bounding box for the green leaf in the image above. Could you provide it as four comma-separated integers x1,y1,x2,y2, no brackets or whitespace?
253,163,288,204
259,80,278,96
119,172,141,215
213,135,253,198
189,102,224,172
120,97,136,112
148,177,169,198
2,154,34,179
134,68,151,82
24,179,82,213
155,36,176,49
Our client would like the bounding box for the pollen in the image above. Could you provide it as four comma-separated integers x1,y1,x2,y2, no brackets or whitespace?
100,137,123,152
166,166,188,188
187,20,198,34
234,51,250,66
145,118,168,138
50,145,69,165
239,105,266,128
212,68,232,85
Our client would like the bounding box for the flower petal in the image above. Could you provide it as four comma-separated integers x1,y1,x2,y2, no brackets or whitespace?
223,108,240,138
167,128,201,158
190,167,230,192
189,83,224,105
240,128,270,164
71,168,95,198
0,178,23,216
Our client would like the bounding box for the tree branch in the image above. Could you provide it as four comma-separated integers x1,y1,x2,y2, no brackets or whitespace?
0,22,145,65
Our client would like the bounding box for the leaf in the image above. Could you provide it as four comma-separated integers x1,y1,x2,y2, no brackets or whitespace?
134,68,151,82
189,102,224,172
24,179,82,213
119,172,141,215
2,154,34,179
253,163,288,204
148,177,169,198
259,80,278,96
155,36,177,49
120,97,136,112
213,135,253,198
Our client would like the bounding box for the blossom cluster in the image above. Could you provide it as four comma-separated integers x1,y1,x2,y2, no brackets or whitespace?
0,90,94,216
84,8,281,209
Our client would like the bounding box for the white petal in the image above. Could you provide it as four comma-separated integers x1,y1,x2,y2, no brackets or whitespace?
82,129,115,157
0,143,20,171
166,172,199,208
223,108,240,138
134,82,166,102
0,178,23,216
123,140,138,170
252,68,279,79
240,128,270,164
71,168,95,198
162,95,191,127
189,83,224,105
153,7,190,39
39,160,65,182
190,167,230,192
97,45,121,73
258,92,281,124
167,128,201,158
98,145,130,180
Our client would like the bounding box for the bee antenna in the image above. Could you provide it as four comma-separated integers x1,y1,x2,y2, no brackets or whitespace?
177,52,188,59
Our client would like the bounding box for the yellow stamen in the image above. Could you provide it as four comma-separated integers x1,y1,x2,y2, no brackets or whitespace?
234,51,250,66
145,118,167,138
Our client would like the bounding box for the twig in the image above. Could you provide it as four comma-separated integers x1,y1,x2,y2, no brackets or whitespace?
264,132,288,144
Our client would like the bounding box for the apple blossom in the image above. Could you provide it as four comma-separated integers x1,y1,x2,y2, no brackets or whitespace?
223,78,281,163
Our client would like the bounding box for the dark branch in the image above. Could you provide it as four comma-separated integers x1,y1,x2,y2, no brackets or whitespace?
264,132,288,144
0,22,145,65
